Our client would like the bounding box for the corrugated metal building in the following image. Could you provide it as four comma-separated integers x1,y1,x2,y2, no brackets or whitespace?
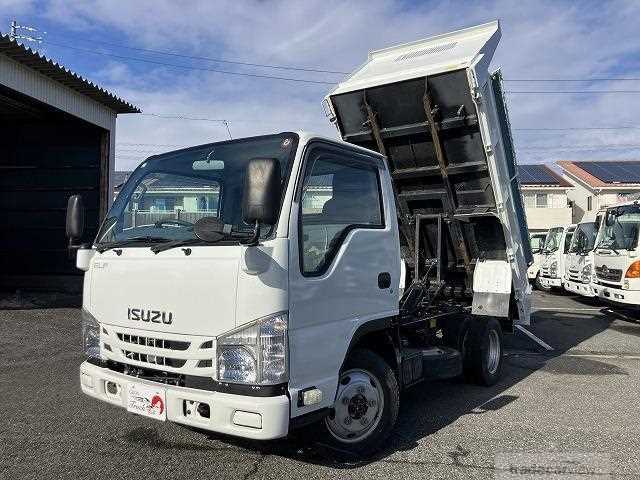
0,34,139,290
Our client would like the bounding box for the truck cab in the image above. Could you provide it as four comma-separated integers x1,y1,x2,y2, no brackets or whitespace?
537,224,576,291
563,217,601,297
592,201,640,310
528,231,548,284
66,21,530,455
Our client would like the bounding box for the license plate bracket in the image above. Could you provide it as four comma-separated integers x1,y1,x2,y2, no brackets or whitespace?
127,383,167,421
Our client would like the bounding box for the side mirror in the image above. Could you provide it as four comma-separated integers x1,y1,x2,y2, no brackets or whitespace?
66,194,86,248
241,158,281,245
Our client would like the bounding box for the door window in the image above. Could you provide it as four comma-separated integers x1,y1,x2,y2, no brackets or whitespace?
299,151,383,275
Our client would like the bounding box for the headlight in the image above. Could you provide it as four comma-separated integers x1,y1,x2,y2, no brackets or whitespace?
217,312,288,385
582,264,592,283
81,309,101,359
549,261,558,278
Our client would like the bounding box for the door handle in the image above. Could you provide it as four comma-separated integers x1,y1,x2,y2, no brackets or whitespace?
378,272,391,289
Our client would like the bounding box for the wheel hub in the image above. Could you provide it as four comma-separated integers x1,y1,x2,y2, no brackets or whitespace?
325,368,384,443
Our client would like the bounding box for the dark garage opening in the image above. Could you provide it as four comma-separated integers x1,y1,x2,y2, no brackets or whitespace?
0,85,108,293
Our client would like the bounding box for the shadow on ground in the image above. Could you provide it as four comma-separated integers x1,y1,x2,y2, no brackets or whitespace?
170,295,632,468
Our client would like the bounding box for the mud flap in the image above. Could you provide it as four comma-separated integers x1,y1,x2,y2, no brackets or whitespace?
472,259,511,317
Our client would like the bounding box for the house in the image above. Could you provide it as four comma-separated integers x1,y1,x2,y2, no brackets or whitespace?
557,161,640,223
518,164,573,234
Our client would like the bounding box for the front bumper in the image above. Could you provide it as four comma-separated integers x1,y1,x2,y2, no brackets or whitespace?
539,276,562,288
563,279,595,297
527,265,540,280
592,284,640,309
80,361,290,440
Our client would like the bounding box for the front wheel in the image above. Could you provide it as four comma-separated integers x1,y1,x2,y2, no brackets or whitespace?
322,349,399,456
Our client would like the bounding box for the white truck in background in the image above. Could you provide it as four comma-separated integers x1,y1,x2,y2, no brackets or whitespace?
537,224,575,292
528,231,548,286
65,21,531,455
563,213,603,297
592,201,640,312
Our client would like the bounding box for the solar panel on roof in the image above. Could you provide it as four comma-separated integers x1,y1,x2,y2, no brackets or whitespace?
575,161,640,183
518,164,561,185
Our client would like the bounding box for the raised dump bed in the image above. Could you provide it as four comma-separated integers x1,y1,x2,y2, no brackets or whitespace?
325,20,532,324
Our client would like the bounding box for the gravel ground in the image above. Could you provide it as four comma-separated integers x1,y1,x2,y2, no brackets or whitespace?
1,291,639,479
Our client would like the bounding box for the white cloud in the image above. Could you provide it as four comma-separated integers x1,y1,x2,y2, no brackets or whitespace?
20,0,640,169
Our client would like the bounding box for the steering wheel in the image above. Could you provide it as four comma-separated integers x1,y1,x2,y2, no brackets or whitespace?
154,219,194,228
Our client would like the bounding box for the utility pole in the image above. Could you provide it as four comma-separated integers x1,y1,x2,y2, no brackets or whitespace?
223,120,233,140
9,20,46,46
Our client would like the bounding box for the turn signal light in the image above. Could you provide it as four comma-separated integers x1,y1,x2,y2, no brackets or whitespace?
625,260,640,278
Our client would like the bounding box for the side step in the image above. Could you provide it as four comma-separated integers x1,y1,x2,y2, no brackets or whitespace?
401,346,463,387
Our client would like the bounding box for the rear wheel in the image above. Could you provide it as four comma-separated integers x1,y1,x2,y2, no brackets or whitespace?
322,349,399,456
462,317,504,386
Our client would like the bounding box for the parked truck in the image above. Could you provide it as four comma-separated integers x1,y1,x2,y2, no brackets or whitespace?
563,213,603,297
537,224,575,292
592,201,640,311
528,231,548,286
66,21,531,455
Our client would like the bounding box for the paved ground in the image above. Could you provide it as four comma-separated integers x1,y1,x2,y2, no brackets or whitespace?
1,291,640,479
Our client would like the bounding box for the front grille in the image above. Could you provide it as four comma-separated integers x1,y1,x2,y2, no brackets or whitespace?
103,326,215,375
567,269,581,281
121,349,187,368
595,266,622,282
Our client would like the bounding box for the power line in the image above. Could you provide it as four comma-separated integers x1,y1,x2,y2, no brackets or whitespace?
516,144,640,150
514,126,640,131
41,39,336,85
505,78,640,82
45,32,349,75
506,90,640,94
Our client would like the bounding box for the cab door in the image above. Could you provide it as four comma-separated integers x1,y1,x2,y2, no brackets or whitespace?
287,141,400,417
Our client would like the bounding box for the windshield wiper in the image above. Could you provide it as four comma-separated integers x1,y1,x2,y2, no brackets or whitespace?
595,239,619,254
150,231,253,254
96,236,166,253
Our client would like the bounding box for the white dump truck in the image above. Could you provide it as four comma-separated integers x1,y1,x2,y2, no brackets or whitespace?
66,21,531,455
592,201,640,311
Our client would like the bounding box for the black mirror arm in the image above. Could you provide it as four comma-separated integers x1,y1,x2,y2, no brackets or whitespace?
240,220,261,247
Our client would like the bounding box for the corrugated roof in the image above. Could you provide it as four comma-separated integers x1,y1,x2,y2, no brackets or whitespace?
0,34,140,114
558,160,640,188
519,164,572,187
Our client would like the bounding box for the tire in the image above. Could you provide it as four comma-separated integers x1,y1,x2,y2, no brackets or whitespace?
321,349,399,456
534,273,551,292
462,317,504,386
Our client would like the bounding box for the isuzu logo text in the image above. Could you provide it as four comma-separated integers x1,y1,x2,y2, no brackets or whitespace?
127,308,173,325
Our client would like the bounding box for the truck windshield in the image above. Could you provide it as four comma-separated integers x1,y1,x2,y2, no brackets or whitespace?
530,234,546,252
543,227,563,253
568,222,597,253
596,204,640,251
95,133,298,247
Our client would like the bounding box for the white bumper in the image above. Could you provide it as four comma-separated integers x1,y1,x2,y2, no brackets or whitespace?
80,361,290,440
527,264,540,280
563,279,595,297
539,276,562,288
592,284,640,308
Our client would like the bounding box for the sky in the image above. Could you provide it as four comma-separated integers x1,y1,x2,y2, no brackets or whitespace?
2,0,640,171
